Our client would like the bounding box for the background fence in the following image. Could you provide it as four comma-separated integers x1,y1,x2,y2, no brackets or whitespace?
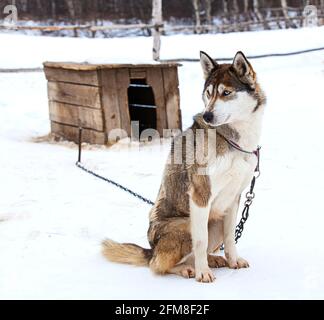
1,0,323,38
1,0,323,61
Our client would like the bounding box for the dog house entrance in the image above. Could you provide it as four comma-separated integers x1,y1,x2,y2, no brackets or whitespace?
128,79,157,136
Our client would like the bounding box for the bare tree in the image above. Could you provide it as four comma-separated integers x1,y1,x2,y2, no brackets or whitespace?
232,0,239,30
233,0,239,13
221,0,229,29
51,1,57,20
281,0,296,28
244,0,249,12
65,0,76,20
223,0,229,14
20,0,27,11
7,0,322,36
243,0,250,31
192,0,202,34
253,0,270,30
205,0,213,26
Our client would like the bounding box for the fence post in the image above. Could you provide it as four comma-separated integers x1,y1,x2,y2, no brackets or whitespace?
152,0,162,61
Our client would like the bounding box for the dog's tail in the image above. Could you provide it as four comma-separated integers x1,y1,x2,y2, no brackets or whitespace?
101,239,152,267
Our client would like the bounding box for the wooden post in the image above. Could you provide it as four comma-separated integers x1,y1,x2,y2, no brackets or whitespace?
152,0,162,61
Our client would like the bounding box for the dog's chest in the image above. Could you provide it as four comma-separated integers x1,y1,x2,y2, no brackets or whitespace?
208,152,256,214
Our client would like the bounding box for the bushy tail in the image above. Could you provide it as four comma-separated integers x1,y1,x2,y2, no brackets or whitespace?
102,239,152,267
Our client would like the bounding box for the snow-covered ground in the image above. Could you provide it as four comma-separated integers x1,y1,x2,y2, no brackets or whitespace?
0,27,324,299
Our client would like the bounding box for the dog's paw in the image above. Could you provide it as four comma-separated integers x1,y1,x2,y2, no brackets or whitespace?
228,257,250,269
172,264,196,279
195,268,215,283
180,266,196,279
208,255,228,268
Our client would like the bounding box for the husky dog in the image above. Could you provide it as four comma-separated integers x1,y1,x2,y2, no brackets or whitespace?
102,51,266,283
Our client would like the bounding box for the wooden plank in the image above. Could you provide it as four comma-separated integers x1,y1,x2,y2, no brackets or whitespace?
130,69,146,79
116,69,131,136
43,61,181,71
49,101,104,131
48,81,101,109
98,69,122,135
146,67,167,135
91,23,157,31
44,62,98,71
162,67,182,131
44,67,99,86
1,23,156,32
4,25,90,31
51,121,106,145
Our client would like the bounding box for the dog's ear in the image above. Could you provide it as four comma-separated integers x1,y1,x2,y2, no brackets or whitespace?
200,51,218,79
232,51,256,88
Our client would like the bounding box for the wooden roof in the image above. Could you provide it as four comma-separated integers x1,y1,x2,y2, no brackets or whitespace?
43,61,182,71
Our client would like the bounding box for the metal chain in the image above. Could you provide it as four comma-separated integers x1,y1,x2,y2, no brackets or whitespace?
220,166,260,250
76,162,154,206
76,128,260,247
235,175,257,244
76,160,259,247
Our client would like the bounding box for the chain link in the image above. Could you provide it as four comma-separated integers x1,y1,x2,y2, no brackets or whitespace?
220,168,260,251
235,175,258,244
76,162,154,206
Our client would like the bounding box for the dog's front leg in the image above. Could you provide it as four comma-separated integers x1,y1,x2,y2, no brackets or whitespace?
223,197,249,269
190,198,215,283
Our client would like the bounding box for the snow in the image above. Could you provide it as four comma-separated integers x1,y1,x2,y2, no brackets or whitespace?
0,26,324,299
1,26,324,69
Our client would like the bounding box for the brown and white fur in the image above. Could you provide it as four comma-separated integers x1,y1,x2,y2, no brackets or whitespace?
102,51,266,283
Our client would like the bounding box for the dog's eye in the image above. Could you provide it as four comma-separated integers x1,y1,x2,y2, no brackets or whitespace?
223,90,232,97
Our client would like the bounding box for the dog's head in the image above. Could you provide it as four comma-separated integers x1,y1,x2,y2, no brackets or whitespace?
200,51,266,127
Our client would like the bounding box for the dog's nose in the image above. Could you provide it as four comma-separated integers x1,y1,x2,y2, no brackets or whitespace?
203,112,214,123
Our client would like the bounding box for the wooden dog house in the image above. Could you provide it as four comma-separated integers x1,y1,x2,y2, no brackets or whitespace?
43,62,182,145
